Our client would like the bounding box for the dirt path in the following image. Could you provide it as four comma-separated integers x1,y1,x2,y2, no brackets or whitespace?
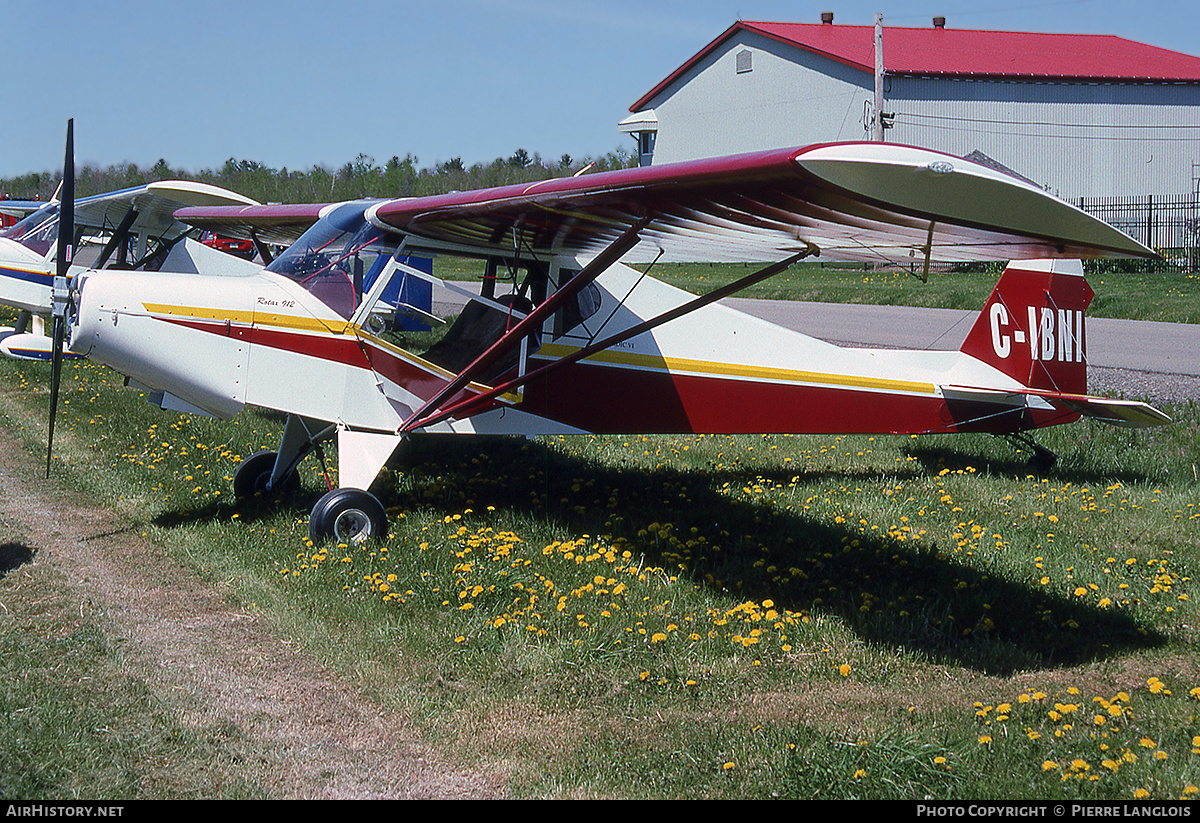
0,422,503,799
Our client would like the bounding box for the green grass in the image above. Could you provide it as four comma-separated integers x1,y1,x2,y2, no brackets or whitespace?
1,335,1197,798
0,528,269,799
3,272,1200,798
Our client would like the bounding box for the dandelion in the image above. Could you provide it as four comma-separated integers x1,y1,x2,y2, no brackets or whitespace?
1147,677,1170,695
838,664,852,677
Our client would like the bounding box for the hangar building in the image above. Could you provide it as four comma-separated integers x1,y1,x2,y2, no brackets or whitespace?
620,15,1200,256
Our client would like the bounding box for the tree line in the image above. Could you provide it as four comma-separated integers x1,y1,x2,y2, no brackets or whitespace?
1,147,638,204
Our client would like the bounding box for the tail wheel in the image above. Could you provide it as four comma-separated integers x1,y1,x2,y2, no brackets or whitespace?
309,488,387,545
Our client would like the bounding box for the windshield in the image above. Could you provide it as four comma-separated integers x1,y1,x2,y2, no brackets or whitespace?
0,203,59,256
266,202,394,318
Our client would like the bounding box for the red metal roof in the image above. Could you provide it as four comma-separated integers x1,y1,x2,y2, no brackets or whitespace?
631,20,1200,111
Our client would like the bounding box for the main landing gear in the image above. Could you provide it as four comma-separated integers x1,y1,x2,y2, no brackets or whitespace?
230,415,390,546
308,488,388,545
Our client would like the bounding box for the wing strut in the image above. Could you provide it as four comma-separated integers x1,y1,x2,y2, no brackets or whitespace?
404,243,819,432
94,207,139,269
398,217,651,432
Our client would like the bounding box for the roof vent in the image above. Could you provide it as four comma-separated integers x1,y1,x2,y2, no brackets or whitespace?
821,11,833,24
933,16,946,28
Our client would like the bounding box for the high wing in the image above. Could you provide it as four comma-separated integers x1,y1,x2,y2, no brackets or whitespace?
173,202,330,249
364,143,1155,265
72,180,260,242
0,200,47,220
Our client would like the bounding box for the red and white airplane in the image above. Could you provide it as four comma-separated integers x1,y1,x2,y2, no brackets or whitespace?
48,124,1169,543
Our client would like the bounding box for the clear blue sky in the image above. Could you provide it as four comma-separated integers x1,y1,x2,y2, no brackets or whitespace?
2,0,1196,178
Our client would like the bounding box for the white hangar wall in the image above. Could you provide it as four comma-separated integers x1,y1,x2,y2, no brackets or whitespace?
640,35,1200,202
888,76,1200,201
644,30,876,166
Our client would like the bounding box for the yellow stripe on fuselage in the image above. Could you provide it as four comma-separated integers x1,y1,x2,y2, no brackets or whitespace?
142,302,521,403
141,302,348,334
533,342,936,396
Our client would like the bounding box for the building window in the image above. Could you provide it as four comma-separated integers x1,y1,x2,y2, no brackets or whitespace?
637,131,656,167
736,49,753,74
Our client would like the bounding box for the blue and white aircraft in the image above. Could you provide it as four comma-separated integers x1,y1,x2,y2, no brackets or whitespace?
0,177,261,359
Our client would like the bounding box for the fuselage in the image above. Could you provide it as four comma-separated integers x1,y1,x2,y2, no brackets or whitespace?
67,254,1070,439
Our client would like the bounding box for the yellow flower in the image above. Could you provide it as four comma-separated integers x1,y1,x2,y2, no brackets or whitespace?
978,735,992,745
838,664,852,677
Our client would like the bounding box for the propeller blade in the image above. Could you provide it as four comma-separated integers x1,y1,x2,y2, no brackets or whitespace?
47,119,73,477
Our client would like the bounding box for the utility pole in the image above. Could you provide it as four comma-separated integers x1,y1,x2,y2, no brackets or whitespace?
873,13,885,141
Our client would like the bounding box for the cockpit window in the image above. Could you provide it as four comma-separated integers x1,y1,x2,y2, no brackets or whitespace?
266,202,394,319
0,204,59,256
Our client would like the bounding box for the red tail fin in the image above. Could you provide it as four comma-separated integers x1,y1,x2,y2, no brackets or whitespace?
960,259,1093,395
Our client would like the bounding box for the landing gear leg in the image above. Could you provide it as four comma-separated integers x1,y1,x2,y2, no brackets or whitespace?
231,414,335,500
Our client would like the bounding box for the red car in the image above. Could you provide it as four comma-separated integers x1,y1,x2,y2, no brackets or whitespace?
199,231,255,259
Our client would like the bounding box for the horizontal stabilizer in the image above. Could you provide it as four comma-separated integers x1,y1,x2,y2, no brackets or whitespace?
1029,391,1173,428
945,385,1171,428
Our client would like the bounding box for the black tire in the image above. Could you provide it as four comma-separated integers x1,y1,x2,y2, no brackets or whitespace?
233,451,278,499
233,450,300,499
309,488,387,545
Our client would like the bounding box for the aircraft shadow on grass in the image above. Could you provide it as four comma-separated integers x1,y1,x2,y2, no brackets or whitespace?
153,432,1169,676
0,542,36,577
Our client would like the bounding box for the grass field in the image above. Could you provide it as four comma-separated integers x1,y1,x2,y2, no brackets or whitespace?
0,283,1198,798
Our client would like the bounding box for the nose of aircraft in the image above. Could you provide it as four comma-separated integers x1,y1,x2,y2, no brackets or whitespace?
62,267,254,420
66,271,96,357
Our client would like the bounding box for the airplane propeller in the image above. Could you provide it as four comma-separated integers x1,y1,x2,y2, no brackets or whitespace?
47,119,74,477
